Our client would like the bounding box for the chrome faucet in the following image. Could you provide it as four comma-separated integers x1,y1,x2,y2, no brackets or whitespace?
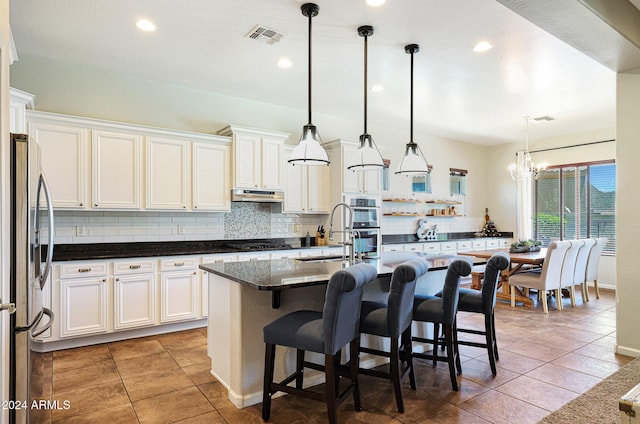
328,202,359,263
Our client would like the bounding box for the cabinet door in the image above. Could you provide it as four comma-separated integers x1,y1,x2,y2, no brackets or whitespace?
92,130,141,209
307,164,330,213
193,142,230,211
261,136,284,189
363,169,382,194
234,133,261,188
342,145,363,194
114,274,156,330
283,149,305,213
60,277,108,337
160,271,198,322
146,136,187,210
30,122,87,209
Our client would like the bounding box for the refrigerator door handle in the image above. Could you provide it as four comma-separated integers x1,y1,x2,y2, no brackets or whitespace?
31,307,54,338
15,308,44,333
36,172,55,290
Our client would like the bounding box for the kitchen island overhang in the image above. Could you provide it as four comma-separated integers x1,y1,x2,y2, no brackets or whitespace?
200,252,471,409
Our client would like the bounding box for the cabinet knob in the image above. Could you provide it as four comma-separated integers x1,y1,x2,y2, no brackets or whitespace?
183,205,186,208
80,203,83,207
116,278,120,282
194,205,198,209
78,268,91,273
94,204,98,207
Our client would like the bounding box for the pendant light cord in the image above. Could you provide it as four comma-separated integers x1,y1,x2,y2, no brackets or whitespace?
364,33,368,134
410,49,414,142
307,10,312,125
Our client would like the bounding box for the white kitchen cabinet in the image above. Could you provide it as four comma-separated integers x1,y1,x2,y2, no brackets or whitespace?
473,239,487,250
270,250,301,259
92,130,142,209
10,88,35,133
423,242,441,253
113,258,157,330
28,120,88,209
200,254,237,318
160,258,198,323
219,125,287,190
381,244,403,253
192,141,231,211
486,238,500,249
283,146,330,213
441,241,457,253
59,276,109,338
457,240,473,251
404,243,424,253
327,139,382,196
146,136,188,210
235,252,271,262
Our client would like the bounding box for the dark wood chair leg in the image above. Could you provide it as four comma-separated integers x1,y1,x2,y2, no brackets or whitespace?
432,322,440,367
485,314,497,376
295,349,305,389
262,343,276,420
390,337,404,413
325,353,339,424
491,313,499,361
444,324,459,391
401,327,416,390
453,321,462,375
349,339,362,411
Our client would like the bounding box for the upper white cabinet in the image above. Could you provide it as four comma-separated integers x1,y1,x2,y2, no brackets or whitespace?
92,130,142,209
218,125,287,190
146,136,188,210
327,139,382,195
28,120,88,209
9,88,35,133
26,110,232,212
192,141,231,211
283,146,330,213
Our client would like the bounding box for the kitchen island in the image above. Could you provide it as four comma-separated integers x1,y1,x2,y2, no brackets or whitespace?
200,251,469,408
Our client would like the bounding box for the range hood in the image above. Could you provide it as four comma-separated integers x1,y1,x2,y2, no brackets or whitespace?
231,188,284,203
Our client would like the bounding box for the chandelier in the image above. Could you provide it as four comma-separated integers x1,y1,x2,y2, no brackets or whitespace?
509,117,547,181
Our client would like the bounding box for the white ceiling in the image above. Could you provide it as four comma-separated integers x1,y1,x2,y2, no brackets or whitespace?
9,0,624,145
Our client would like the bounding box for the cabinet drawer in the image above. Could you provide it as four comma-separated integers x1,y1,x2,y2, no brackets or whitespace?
404,243,423,252
472,239,486,250
456,241,472,251
441,242,456,252
113,259,156,275
381,245,403,252
59,262,108,279
160,257,198,271
486,239,499,249
423,243,441,253
201,255,236,264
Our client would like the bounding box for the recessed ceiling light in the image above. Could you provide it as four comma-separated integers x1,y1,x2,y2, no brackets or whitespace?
277,57,292,69
371,84,384,93
136,19,156,32
366,0,386,7
473,41,492,53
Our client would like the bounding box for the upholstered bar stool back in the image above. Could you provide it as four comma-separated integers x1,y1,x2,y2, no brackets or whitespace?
262,262,377,424
358,258,429,412
585,237,607,299
411,259,472,391
454,252,510,375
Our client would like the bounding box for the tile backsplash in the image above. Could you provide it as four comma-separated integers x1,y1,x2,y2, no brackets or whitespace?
52,203,326,244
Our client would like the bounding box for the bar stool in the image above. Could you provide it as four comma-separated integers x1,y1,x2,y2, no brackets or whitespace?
261,262,377,424
411,259,471,391
358,258,429,413
454,252,510,376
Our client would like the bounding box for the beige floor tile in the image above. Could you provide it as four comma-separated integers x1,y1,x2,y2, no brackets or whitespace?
572,342,636,365
551,351,623,378
425,407,491,424
169,343,209,367
173,410,227,423
156,328,207,352
54,403,138,424
457,358,520,388
502,340,568,362
525,362,602,393
132,386,213,423
123,367,194,401
181,361,217,385
495,375,579,412
475,349,545,375
197,380,236,409
459,390,549,424
108,339,165,361
50,380,130,422
115,351,180,379
53,359,120,394
52,345,112,373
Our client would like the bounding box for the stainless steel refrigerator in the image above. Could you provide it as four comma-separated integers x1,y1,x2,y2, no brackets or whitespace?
8,133,54,424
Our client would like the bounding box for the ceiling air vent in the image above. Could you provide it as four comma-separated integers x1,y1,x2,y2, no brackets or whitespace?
246,25,285,45
532,115,556,122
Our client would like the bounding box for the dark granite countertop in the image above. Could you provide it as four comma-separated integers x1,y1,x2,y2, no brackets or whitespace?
200,251,470,291
382,231,514,245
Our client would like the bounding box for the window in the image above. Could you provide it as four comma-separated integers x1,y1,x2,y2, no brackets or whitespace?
533,161,615,254
411,164,433,193
449,168,467,196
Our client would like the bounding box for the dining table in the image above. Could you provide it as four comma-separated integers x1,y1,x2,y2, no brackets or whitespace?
457,247,548,307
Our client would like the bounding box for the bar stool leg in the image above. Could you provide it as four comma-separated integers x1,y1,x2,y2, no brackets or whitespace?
262,343,276,420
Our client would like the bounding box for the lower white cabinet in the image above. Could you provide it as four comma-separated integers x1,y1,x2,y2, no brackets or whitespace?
114,274,157,330
160,272,198,323
60,277,109,338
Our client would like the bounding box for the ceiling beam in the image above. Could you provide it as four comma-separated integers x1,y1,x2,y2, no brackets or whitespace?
496,0,640,72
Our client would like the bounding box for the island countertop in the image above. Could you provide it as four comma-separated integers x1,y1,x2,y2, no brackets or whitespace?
199,251,469,291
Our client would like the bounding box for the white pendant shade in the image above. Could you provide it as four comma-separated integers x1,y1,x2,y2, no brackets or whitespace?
396,142,430,175
288,124,329,165
348,134,384,171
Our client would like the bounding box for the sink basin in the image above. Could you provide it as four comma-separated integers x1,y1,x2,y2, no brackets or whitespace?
295,255,345,263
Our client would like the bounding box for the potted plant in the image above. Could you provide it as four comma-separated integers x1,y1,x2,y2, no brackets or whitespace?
510,239,542,253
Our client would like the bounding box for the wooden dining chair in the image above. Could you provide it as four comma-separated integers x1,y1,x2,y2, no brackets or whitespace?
509,240,571,313
573,238,596,302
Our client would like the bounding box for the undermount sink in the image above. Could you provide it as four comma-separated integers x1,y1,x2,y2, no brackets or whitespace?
295,255,345,263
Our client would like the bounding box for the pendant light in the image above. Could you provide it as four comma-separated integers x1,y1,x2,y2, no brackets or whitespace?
508,116,548,181
396,44,430,175
347,25,384,171
288,3,330,166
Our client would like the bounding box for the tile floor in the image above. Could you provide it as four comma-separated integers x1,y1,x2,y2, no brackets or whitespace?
30,287,633,423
